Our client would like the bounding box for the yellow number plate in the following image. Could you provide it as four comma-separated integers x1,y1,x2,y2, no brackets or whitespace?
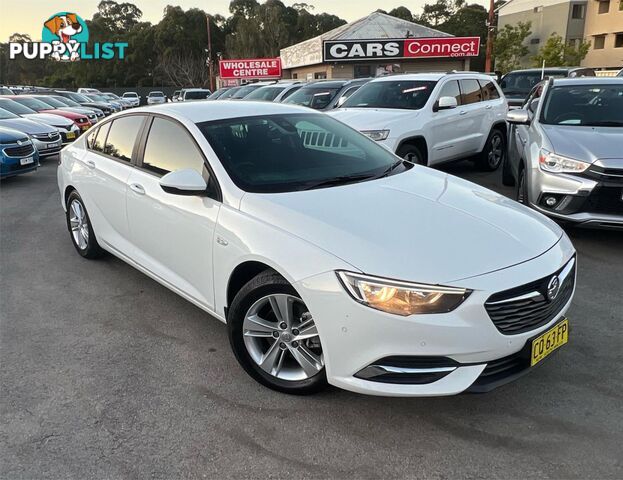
66,131,76,139
531,318,569,366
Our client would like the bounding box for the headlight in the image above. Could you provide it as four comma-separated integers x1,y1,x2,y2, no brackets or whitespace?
361,130,390,141
538,149,589,173
337,271,471,316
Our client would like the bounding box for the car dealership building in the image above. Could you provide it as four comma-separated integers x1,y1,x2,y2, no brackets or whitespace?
280,12,479,80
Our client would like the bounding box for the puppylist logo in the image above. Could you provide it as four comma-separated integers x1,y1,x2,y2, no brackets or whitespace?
9,12,128,61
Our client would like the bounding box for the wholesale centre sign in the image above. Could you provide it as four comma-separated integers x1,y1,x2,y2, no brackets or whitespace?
219,58,282,79
323,37,480,61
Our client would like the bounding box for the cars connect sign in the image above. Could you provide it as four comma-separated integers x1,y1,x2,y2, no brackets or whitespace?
219,58,282,79
324,37,480,61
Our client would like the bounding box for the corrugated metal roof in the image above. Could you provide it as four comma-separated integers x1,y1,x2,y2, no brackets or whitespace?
322,12,453,41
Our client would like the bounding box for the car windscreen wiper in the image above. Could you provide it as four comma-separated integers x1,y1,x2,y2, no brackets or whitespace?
300,173,377,190
583,121,623,127
377,159,407,178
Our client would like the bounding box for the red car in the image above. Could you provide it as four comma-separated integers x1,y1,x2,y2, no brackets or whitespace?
6,95,92,133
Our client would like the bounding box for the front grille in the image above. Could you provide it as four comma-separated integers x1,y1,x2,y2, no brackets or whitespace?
32,132,61,141
4,144,35,157
584,187,623,215
484,258,575,335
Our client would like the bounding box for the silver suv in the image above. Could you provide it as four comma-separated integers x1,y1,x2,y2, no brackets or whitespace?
504,77,623,229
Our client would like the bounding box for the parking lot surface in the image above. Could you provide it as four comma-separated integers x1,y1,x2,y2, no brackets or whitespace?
1,157,622,479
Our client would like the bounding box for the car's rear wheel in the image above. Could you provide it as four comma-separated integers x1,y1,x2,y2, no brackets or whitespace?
66,191,104,259
228,271,327,395
476,129,506,171
397,144,425,165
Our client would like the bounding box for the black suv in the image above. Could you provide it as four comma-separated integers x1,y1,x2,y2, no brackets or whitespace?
500,67,595,108
282,78,371,110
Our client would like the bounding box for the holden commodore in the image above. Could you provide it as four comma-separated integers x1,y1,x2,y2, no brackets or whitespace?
57,102,576,396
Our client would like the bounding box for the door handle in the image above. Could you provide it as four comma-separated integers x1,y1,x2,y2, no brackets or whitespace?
129,183,145,195
459,110,468,115
84,159,95,169
485,105,493,110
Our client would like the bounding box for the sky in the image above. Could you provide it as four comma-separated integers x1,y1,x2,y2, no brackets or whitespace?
0,0,486,42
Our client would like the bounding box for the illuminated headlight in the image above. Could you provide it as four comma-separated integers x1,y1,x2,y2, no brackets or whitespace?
337,271,471,316
361,130,390,141
539,149,589,173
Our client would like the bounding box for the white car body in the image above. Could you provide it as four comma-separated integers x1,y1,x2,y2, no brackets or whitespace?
57,102,576,396
328,73,507,167
122,92,141,107
147,93,166,105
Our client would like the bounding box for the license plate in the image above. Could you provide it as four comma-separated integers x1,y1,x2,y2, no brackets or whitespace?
531,318,569,366
47,142,59,148
20,157,34,165
66,132,76,139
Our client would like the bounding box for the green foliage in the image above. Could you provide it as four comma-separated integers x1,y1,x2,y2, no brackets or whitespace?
388,7,414,22
532,33,590,67
493,21,532,73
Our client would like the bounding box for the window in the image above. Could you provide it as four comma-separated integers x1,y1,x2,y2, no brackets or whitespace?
142,118,205,176
541,84,623,126
91,122,111,152
615,33,623,48
620,0,623,10
103,115,144,161
530,38,540,44
571,3,585,18
197,113,403,193
438,80,461,104
292,73,298,79
478,80,501,100
342,80,437,110
598,0,610,13
284,86,342,109
314,72,327,79
594,35,606,49
533,6,543,12
280,85,301,100
459,79,483,104
354,65,372,78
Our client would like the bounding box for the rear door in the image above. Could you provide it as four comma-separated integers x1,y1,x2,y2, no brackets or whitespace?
125,116,221,311
79,115,146,253
458,78,487,154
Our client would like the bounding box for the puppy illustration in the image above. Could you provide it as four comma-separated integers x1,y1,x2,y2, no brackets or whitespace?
44,13,82,61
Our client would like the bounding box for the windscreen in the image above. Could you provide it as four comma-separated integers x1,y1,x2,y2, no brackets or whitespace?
244,86,285,101
342,81,436,110
540,84,623,126
11,97,53,111
0,99,37,115
500,71,566,97
35,96,67,108
0,107,19,119
283,86,341,109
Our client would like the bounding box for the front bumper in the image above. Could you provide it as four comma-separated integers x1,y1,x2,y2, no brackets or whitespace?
31,136,62,157
295,235,575,396
527,163,623,229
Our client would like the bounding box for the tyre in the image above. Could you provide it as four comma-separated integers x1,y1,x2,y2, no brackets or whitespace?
476,129,506,171
65,190,104,259
397,143,425,165
502,153,515,187
227,270,327,395
516,164,529,205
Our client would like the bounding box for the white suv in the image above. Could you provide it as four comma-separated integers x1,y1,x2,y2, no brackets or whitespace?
329,73,508,170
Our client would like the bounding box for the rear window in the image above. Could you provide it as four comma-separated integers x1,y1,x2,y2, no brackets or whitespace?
185,90,210,100
341,81,436,110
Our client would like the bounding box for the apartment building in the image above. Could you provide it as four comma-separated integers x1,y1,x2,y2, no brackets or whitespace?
581,0,623,68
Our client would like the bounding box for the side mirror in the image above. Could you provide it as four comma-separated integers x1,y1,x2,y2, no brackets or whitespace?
528,98,540,113
507,109,530,125
159,169,207,195
435,96,458,111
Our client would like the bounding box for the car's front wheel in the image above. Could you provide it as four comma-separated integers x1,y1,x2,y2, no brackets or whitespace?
228,271,327,395
66,190,104,259
397,144,425,165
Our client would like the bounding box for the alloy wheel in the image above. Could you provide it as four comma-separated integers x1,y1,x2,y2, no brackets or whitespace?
69,199,89,250
487,134,504,169
242,294,324,381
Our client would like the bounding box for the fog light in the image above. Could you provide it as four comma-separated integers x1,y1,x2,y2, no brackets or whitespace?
545,196,558,207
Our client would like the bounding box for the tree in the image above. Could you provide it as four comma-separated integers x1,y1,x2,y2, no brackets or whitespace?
493,21,531,73
388,7,414,22
532,33,590,67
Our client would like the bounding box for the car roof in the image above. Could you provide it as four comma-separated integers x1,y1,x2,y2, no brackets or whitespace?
129,100,316,123
506,67,587,74
550,77,623,86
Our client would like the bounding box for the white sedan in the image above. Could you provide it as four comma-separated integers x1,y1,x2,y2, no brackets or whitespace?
57,101,576,396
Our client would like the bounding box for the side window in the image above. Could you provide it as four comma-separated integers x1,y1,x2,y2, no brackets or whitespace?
478,80,501,101
460,79,483,105
142,118,205,176
437,80,461,105
91,122,111,153
104,115,144,161
86,127,98,150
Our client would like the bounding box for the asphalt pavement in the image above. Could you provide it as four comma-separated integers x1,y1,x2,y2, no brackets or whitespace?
1,156,622,479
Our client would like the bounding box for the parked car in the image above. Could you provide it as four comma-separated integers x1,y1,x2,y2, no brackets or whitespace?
43,94,105,120
207,88,231,100
122,91,141,107
505,77,622,229
244,82,303,102
283,79,370,110
0,86,14,95
216,86,242,100
171,90,182,102
85,93,125,111
77,88,101,94
179,88,211,101
30,95,99,125
617,68,623,77
329,73,508,170
6,95,91,133
0,126,39,179
0,107,62,157
102,92,134,109
0,98,79,144
500,67,595,109
147,91,166,105
57,101,576,396
55,91,115,116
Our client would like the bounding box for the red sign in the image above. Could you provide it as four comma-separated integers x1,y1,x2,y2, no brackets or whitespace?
219,58,282,79
403,37,480,58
